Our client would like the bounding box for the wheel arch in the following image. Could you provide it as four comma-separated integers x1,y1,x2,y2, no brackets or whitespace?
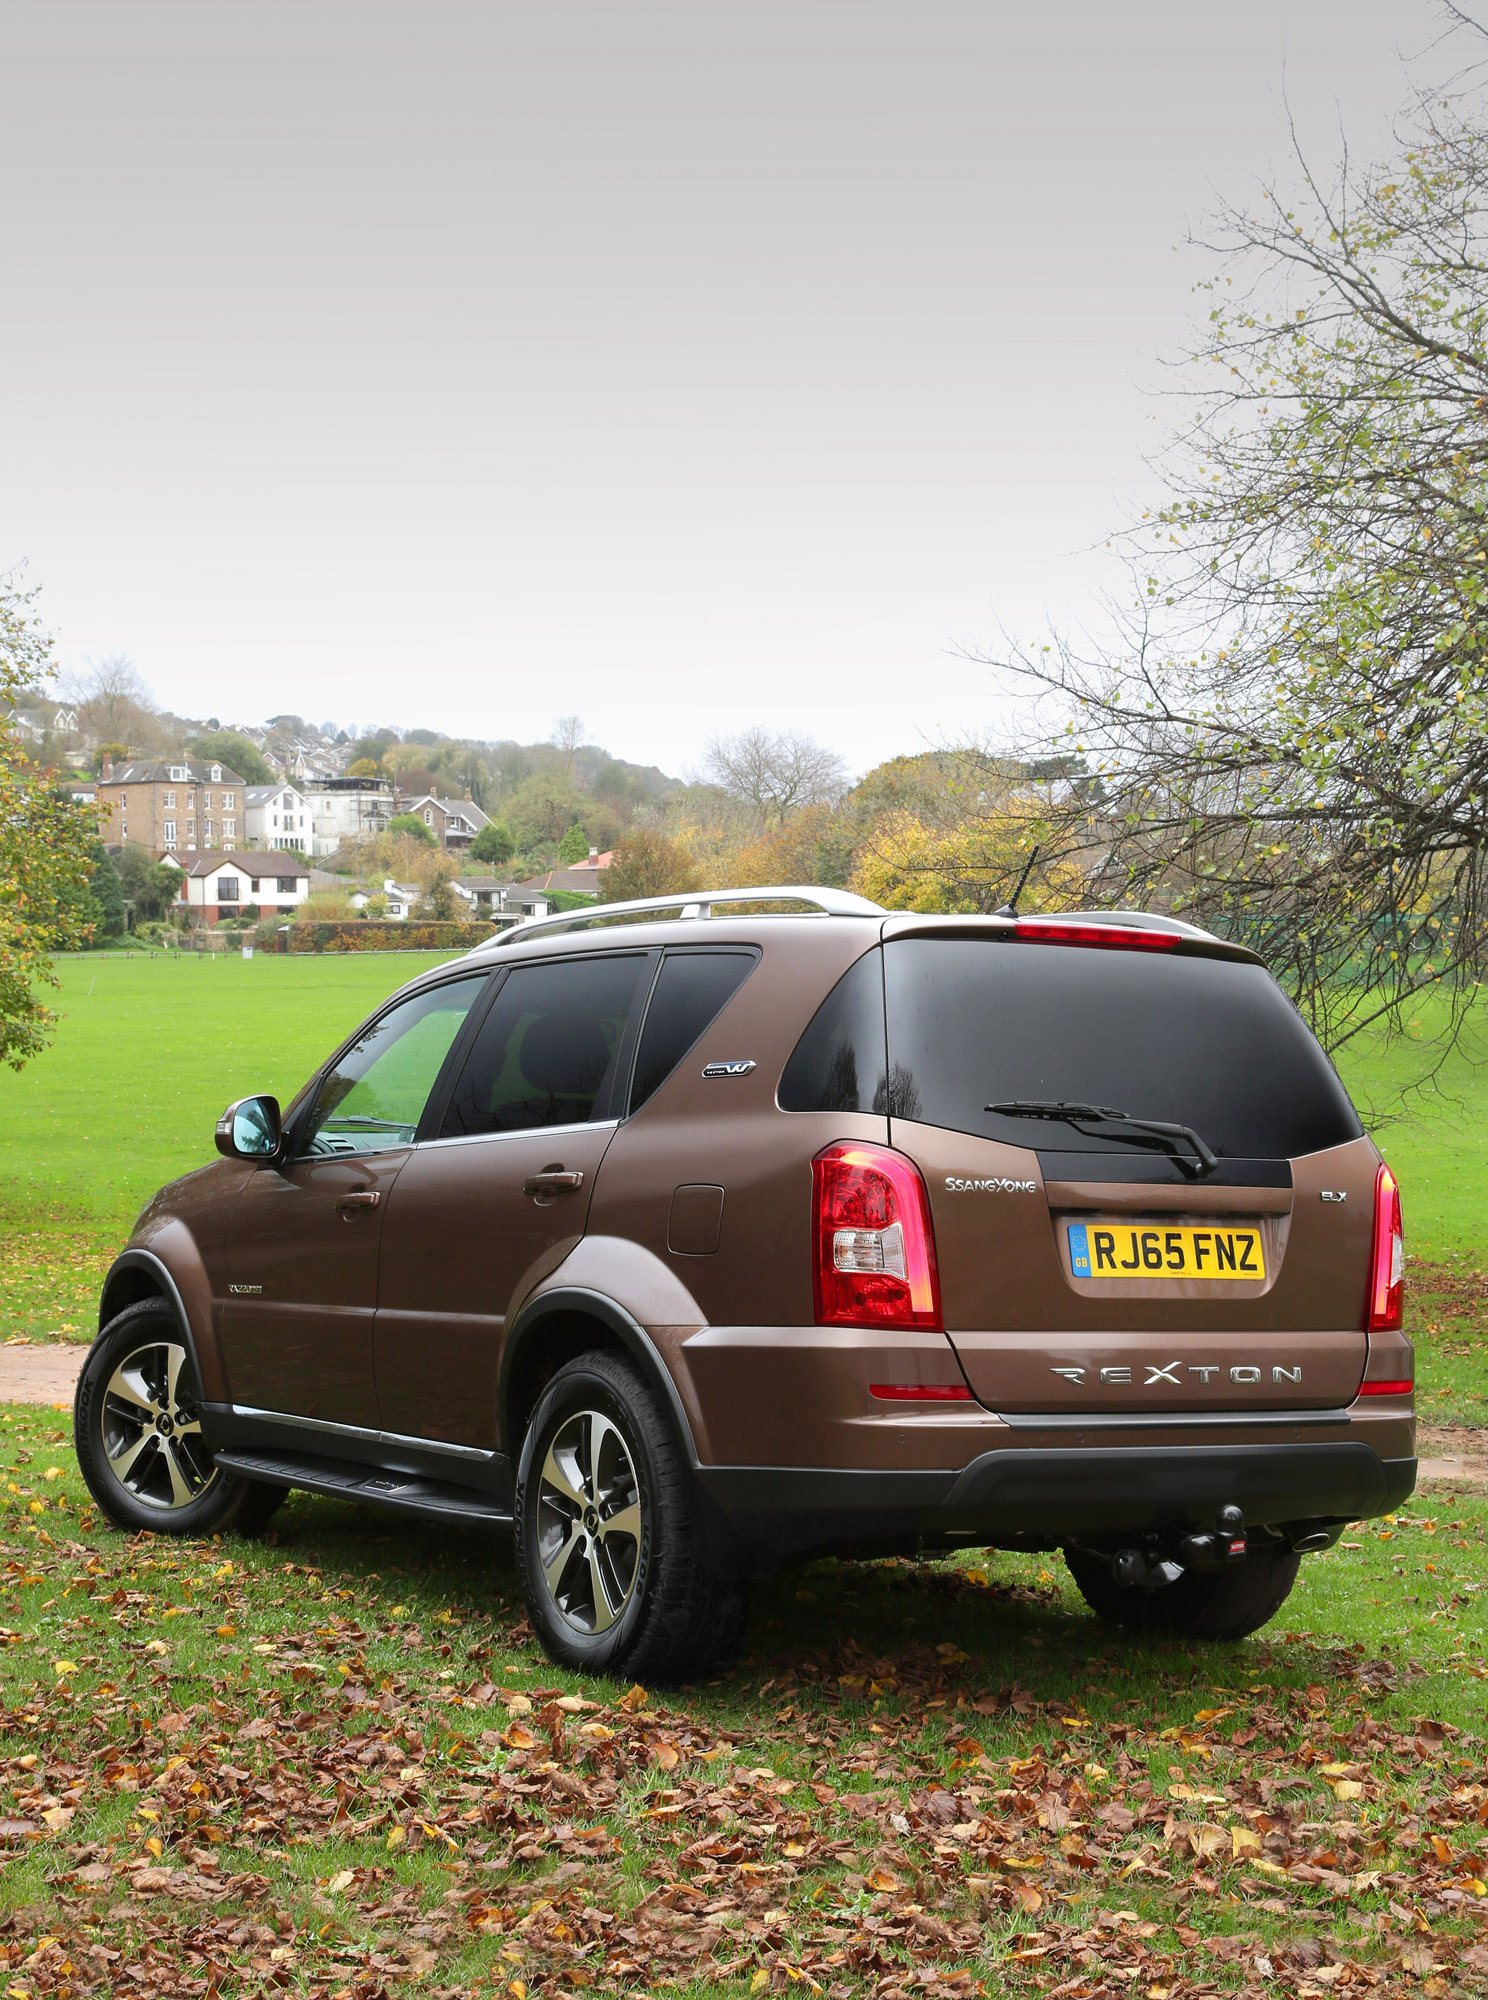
500,1288,701,1469
97,1250,215,1402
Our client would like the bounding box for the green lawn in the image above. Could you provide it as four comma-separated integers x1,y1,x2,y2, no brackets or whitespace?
0,952,461,1343
1,963,1486,1992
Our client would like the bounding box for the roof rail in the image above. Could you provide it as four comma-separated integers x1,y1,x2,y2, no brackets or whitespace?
475,884,886,951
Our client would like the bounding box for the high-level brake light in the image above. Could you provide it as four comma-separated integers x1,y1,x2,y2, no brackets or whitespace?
1366,1163,1405,1332
1013,918,1180,952
813,1142,942,1330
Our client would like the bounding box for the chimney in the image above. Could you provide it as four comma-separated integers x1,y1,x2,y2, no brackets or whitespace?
102,756,113,781
588,847,598,861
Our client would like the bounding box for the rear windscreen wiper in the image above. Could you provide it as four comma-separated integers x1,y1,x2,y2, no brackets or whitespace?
985,1100,1219,1180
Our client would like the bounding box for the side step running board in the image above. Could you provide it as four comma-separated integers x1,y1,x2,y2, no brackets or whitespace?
215,1449,513,1527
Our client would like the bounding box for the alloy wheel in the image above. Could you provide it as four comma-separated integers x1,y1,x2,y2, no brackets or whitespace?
100,1340,217,1511
535,1408,643,1634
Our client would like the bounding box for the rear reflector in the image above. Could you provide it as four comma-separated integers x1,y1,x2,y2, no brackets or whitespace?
869,1382,972,1401
1366,1163,1405,1332
1357,1378,1413,1398
813,1142,942,1330
1014,918,1180,952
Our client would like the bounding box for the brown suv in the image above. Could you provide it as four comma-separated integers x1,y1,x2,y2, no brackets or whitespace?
74,887,1416,1678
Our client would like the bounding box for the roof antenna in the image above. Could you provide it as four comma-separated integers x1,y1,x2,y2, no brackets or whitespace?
994,844,1040,920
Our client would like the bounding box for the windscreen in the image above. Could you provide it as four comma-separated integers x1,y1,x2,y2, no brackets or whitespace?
883,938,1362,1161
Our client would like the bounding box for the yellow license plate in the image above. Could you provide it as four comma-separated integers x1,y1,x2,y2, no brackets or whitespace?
1066,1221,1266,1281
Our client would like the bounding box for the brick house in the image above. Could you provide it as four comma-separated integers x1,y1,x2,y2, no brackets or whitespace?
400,793,492,850
164,851,311,923
95,758,248,852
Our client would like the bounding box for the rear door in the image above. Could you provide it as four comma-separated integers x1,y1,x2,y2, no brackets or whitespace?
880,928,1377,1415
372,951,653,1450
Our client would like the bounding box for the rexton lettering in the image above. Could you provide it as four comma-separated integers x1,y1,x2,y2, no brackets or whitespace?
945,1175,1038,1193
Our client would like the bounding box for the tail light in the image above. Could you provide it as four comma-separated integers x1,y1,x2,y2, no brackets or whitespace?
1366,1163,1405,1332
1014,918,1179,952
813,1142,941,1329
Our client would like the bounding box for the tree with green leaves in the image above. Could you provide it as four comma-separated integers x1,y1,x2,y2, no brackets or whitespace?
557,821,589,864
115,844,187,923
469,820,515,867
1,571,103,1066
386,812,436,846
186,729,273,784
991,22,1488,1060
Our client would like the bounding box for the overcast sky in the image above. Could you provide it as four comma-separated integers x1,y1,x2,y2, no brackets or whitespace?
0,0,1458,776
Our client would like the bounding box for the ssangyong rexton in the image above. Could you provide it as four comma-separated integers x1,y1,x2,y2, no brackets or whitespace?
74,888,1415,1679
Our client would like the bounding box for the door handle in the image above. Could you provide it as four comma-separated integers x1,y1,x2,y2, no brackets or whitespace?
337,1190,381,1210
523,1169,585,1196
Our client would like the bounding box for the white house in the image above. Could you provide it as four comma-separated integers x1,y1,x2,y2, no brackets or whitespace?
163,851,311,923
244,783,310,852
350,877,422,921
300,777,395,858
449,878,552,925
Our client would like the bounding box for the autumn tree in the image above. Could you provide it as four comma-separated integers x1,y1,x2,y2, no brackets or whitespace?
1,572,102,1065
63,653,157,750
702,727,847,825
606,831,702,901
987,23,1488,1055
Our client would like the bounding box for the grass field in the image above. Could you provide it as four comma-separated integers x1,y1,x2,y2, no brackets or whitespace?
1,954,1485,1994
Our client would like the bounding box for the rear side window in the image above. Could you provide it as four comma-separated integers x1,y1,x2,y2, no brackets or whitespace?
629,949,758,1112
882,938,1362,1160
440,955,648,1137
778,948,894,1114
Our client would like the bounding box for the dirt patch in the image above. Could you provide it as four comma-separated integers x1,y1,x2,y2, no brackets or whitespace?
1416,1420,1488,1487
0,1340,82,1406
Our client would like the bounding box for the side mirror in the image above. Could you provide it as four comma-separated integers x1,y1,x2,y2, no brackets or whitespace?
216,1094,283,1161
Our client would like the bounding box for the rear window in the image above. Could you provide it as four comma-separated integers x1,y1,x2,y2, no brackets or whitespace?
629,949,758,1112
882,938,1361,1161
778,948,894,1114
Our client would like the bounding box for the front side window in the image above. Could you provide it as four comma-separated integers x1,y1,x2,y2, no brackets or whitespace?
164,790,176,807
299,976,488,1158
441,955,648,1138
630,949,758,1112
162,819,176,845
276,876,296,894
217,875,240,901
223,790,235,809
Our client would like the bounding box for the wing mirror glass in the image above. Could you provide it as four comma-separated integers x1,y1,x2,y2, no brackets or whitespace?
216,1094,283,1161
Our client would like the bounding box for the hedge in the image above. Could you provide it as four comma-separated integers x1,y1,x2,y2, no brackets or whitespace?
280,920,495,953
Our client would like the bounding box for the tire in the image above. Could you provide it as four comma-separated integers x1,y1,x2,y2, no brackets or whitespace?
1064,1542,1301,1642
74,1300,289,1538
514,1350,748,1683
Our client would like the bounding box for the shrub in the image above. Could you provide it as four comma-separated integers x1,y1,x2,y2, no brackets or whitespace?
280,921,493,954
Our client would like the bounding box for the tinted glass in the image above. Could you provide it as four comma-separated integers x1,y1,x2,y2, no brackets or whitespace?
883,939,1362,1160
299,976,487,1157
630,950,757,1112
778,948,899,1114
441,955,648,1137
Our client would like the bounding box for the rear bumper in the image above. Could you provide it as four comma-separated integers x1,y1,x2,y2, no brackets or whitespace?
695,1441,1416,1560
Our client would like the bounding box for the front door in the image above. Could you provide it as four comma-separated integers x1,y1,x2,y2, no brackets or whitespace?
222,973,489,1428
374,951,653,1449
